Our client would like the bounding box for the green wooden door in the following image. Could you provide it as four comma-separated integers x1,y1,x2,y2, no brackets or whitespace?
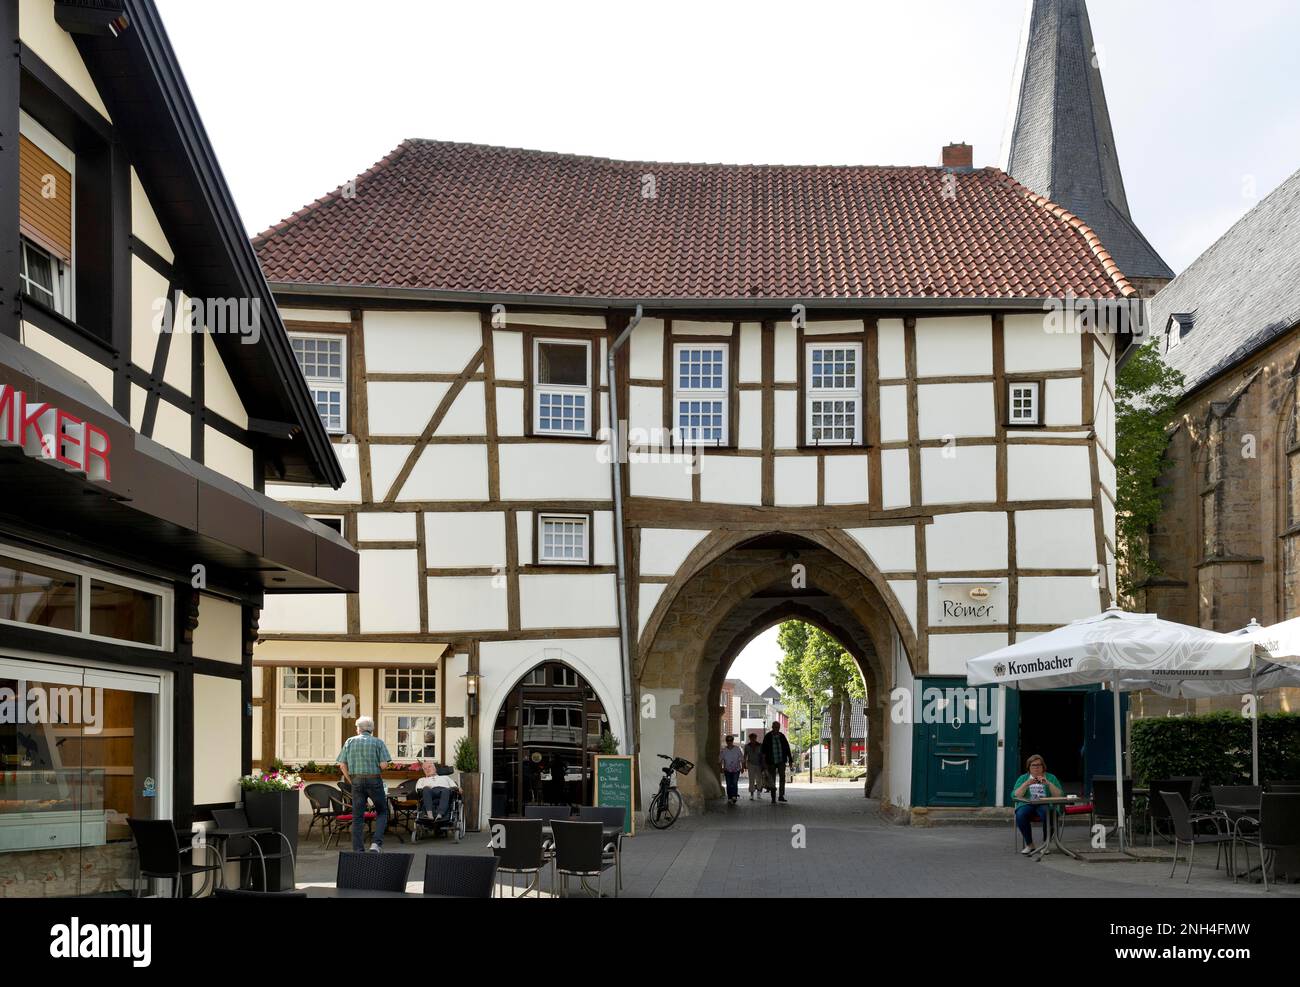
912,677,1000,806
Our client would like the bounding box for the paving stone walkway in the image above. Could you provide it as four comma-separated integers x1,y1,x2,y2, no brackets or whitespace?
292,782,1299,898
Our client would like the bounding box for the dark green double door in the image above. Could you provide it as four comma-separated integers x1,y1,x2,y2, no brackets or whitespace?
911,677,1000,806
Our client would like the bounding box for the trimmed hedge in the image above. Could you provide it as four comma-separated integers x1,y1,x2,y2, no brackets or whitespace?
1131,711,1300,786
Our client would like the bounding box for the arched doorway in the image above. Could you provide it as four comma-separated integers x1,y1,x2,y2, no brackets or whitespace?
637,530,913,810
490,660,613,816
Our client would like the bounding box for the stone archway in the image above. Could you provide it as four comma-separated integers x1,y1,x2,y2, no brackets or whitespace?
636,530,914,809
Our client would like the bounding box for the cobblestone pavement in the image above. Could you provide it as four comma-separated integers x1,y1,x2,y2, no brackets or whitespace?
292,782,1299,898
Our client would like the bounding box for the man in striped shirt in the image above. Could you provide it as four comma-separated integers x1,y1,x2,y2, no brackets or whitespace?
337,716,392,852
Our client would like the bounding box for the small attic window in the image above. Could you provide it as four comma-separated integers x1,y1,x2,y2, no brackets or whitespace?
1167,313,1194,350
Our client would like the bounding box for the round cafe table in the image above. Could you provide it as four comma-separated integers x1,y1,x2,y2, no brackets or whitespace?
1023,795,1082,860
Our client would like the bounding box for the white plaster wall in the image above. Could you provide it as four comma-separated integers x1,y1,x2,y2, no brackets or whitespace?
738,391,762,448
496,387,525,437
804,319,864,336
364,310,481,373
152,400,190,458
824,454,869,505
400,445,489,501
194,675,241,805
436,381,487,435
130,168,173,264
21,323,114,405
738,323,762,382
193,595,242,663
1017,576,1100,624
920,445,996,505
888,579,917,637
203,331,248,429
163,315,191,397
880,449,911,509
1044,377,1083,426
848,525,915,572
359,550,421,632
1003,313,1082,372
427,576,508,632
774,456,818,506
629,385,662,437
204,427,255,487
279,308,350,324
1006,445,1092,501
19,0,111,118
499,444,610,500
356,511,417,542
638,584,666,637
629,319,665,379
639,529,708,577
878,319,906,378
928,632,1011,676
493,331,524,379
879,385,909,442
699,455,762,505
917,382,996,439
629,458,693,500
638,686,682,807
672,320,733,336
1014,509,1098,569
773,323,797,382
926,512,1008,570
131,257,168,370
774,391,798,448
259,593,348,634
886,628,913,808
515,512,533,565
593,511,616,566
519,573,618,629
915,316,992,377
425,512,506,567
367,445,412,502
367,381,449,435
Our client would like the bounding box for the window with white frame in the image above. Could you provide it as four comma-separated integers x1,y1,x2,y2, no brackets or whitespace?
554,666,578,688
674,343,728,444
290,333,347,433
18,114,75,319
522,667,546,686
806,344,862,444
378,667,439,762
278,666,342,763
19,238,70,316
383,668,437,705
538,513,589,564
534,338,591,436
381,715,437,760
1008,382,1040,425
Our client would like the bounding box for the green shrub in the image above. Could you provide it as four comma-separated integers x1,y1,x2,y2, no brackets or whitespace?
1130,711,1300,785
453,735,478,773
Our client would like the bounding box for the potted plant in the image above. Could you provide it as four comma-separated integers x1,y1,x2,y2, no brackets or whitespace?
453,736,481,832
237,769,303,890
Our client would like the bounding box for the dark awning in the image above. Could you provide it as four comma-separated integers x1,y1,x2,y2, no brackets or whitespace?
0,335,357,594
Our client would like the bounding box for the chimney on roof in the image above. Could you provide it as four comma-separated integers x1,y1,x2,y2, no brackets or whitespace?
942,143,973,170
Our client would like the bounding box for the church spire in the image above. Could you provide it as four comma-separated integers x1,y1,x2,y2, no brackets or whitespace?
1004,0,1173,288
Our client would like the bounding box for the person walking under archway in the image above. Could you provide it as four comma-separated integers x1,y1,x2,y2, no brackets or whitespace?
743,732,765,800
761,721,792,804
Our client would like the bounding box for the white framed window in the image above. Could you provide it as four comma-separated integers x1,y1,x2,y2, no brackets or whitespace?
383,668,437,705
277,666,342,763
0,542,171,650
381,715,437,761
806,343,862,445
673,343,728,445
538,513,589,564
522,667,546,686
18,112,75,320
1008,382,1040,425
310,514,345,537
19,238,70,316
554,666,578,688
533,338,591,436
290,332,347,433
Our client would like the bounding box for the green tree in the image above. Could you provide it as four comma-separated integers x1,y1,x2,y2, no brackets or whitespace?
1115,338,1184,604
776,621,865,765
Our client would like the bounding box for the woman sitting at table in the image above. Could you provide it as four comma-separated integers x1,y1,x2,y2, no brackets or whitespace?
1011,754,1064,855
416,761,458,820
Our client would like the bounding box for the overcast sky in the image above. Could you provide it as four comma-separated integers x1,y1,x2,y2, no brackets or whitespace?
156,0,1300,690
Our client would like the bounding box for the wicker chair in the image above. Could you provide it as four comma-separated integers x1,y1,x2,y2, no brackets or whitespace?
304,783,343,846
336,850,413,892
422,853,498,897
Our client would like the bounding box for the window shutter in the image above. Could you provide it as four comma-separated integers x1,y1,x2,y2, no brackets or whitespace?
19,135,73,264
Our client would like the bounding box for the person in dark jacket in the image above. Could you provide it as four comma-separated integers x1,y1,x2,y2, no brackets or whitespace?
760,721,792,804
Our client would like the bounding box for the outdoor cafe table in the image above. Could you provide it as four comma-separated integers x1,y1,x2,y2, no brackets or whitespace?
1023,796,1081,860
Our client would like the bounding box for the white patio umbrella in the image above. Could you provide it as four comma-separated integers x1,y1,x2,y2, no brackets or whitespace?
1133,617,1300,784
966,606,1264,851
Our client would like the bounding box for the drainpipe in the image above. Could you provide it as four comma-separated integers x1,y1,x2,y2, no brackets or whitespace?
608,305,643,757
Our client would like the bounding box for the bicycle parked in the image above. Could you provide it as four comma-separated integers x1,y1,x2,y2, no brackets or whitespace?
646,754,693,829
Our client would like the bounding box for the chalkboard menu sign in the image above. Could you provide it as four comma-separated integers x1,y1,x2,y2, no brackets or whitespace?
593,754,636,836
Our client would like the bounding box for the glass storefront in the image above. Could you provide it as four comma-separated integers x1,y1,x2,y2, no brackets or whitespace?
0,658,164,897
491,662,611,816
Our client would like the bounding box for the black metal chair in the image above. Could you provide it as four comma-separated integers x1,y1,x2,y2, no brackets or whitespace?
336,850,413,892
212,887,308,898
488,817,545,898
552,819,615,897
525,804,572,859
1232,793,1300,891
1266,781,1300,793
127,818,224,897
578,805,625,891
1089,776,1134,845
1209,784,1262,812
304,783,343,846
1146,777,1195,844
209,807,296,892
1161,791,1233,883
422,853,498,898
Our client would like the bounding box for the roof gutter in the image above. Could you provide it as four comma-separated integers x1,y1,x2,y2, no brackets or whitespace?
267,281,1100,312
608,305,642,759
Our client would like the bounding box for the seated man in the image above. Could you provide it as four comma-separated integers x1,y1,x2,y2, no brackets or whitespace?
416,760,458,820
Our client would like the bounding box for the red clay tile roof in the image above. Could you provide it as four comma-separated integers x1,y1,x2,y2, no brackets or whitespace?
253,139,1135,301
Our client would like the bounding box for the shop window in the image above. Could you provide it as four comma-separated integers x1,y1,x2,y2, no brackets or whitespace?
533,339,591,436
290,333,347,433
674,343,728,444
1008,382,1040,425
806,343,862,444
0,555,78,631
88,580,161,647
538,513,589,564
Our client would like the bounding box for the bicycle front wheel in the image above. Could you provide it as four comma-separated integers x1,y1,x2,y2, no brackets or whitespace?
647,788,683,829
